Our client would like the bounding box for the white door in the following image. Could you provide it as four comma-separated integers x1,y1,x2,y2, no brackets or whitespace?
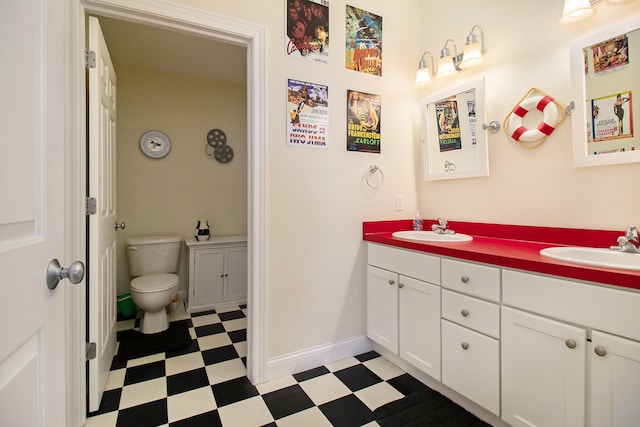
87,16,118,412
399,275,440,380
366,266,398,353
590,330,640,427
502,306,587,427
0,1,71,425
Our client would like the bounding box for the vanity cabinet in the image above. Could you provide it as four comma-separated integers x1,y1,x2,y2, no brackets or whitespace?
185,236,247,313
441,259,500,415
502,269,640,427
367,244,441,380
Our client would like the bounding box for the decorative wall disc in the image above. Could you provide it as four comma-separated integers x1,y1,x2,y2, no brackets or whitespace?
214,144,234,163
207,129,227,146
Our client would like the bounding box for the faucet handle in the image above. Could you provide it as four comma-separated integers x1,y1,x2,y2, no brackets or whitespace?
625,226,639,242
437,218,448,227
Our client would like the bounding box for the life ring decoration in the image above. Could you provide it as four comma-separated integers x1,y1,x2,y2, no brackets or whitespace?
503,88,566,149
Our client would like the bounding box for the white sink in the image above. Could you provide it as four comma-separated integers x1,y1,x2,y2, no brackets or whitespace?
392,230,473,242
540,246,640,271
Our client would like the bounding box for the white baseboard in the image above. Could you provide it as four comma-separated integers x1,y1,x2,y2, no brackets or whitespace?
264,334,373,383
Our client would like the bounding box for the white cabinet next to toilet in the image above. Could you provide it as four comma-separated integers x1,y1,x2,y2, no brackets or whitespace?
186,236,247,313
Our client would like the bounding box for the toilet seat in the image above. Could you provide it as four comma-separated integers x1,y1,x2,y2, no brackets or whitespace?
131,273,179,293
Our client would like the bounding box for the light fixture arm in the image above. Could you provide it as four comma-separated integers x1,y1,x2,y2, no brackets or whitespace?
440,39,458,63
466,24,485,55
418,50,435,73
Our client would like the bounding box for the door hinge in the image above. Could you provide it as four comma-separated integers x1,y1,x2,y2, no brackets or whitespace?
86,342,97,360
86,197,97,215
85,50,96,69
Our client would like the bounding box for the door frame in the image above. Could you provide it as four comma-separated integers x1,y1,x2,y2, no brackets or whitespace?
68,0,268,423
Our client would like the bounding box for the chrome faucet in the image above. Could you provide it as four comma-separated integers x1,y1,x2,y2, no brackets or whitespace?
431,218,455,235
610,226,640,253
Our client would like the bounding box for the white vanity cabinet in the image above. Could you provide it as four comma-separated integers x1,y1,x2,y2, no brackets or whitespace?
441,259,501,415
502,269,640,427
185,236,247,313
367,244,441,380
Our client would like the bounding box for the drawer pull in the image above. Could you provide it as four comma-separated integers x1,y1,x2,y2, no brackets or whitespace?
388,280,395,286
461,342,469,350
398,283,404,288
594,346,607,357
461,309,469,317
460,276,470,284
565,339,577,349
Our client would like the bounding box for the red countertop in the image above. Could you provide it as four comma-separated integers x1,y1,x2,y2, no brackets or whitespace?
363,220,640,291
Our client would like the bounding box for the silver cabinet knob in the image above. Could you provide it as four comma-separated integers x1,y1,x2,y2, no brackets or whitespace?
398,283,404,289
115,222,126,230
46,259,85,290
388,279,395,286
565,339,577,349
461,309,470,317
461,342,469,350
461,276,470,284
594,346,607,357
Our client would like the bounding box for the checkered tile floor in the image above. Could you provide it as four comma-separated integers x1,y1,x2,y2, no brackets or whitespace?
85,304,429,426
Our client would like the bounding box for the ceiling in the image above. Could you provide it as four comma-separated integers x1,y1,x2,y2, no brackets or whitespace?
97,16,247,84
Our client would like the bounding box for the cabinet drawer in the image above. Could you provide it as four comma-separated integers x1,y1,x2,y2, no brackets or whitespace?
368,243,440,285
503,269,640,341
442,290,499,338
442,258,500,302
441,319,500,415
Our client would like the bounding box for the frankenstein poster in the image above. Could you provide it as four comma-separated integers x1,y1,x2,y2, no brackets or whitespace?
345,5,382,75
287,79,329,149
286,0,329,64
436,97,462,152
347,90,381,152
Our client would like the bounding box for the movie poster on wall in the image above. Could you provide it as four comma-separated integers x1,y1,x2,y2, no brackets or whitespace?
345,5,382,76
591,91,633,143
285,0,329,64
287,79,329,149
347,90,381,153
436,96,462,152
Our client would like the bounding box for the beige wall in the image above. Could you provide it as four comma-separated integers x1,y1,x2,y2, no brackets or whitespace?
115,64,247,295
416,0,640,229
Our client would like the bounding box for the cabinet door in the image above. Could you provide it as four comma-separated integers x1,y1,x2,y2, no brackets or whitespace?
441,320,499,415
502,306,586,427
399,275,440,380
590,331,640,427
367,266,398,353
223,246,248,303
191,248,225,309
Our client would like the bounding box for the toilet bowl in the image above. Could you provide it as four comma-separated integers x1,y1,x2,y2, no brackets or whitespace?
126,236,182,334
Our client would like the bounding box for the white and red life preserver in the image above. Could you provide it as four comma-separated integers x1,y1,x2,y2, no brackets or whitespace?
507,95,559,143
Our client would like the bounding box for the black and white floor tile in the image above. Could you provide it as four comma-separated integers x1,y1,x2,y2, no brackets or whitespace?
85,304,429,426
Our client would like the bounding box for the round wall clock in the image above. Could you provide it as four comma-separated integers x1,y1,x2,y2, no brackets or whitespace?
140,130,171,158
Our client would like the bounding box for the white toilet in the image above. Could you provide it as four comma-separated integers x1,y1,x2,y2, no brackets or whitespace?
126,235,182,334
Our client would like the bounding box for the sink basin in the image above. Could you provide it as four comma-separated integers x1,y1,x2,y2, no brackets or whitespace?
540,246,640,271
392,230,473,242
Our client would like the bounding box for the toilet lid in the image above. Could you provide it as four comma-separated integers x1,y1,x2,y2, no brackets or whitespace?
131,273,179,293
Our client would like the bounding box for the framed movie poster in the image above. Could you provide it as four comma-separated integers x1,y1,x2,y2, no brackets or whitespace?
347,89,381,153
286,0,329,64
287,79,329,149
345,5,382,76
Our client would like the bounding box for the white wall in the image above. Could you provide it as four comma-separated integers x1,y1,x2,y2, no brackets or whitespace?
115,65,248,296
173,0,422,359
416,0,640,229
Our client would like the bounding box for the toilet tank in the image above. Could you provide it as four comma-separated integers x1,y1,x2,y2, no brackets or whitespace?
126,235,182,277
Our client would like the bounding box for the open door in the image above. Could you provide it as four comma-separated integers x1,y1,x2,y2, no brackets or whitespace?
87,15,118,412
0,1,74,424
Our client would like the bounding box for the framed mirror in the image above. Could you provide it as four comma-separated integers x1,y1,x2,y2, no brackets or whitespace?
421,77,489,180
570,15,640,167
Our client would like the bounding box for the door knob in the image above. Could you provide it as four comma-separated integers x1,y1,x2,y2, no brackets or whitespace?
46,259,85,290
115,222,126,230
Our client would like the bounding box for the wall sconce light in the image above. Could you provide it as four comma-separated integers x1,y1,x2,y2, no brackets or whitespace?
560,0,596,23
415,51,435,85
459,25,485,70
437,39,459,77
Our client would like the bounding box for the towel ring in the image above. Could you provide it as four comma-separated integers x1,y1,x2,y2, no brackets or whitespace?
365,164,384,189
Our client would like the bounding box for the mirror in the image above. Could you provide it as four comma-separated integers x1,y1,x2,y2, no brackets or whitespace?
421,77,489,180
570,15,640,167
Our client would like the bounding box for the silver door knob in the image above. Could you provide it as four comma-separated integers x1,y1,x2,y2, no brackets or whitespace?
565,339,577,349
46,259,85,290
460,276,470,284
115,222,126,230
594,346,607,357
